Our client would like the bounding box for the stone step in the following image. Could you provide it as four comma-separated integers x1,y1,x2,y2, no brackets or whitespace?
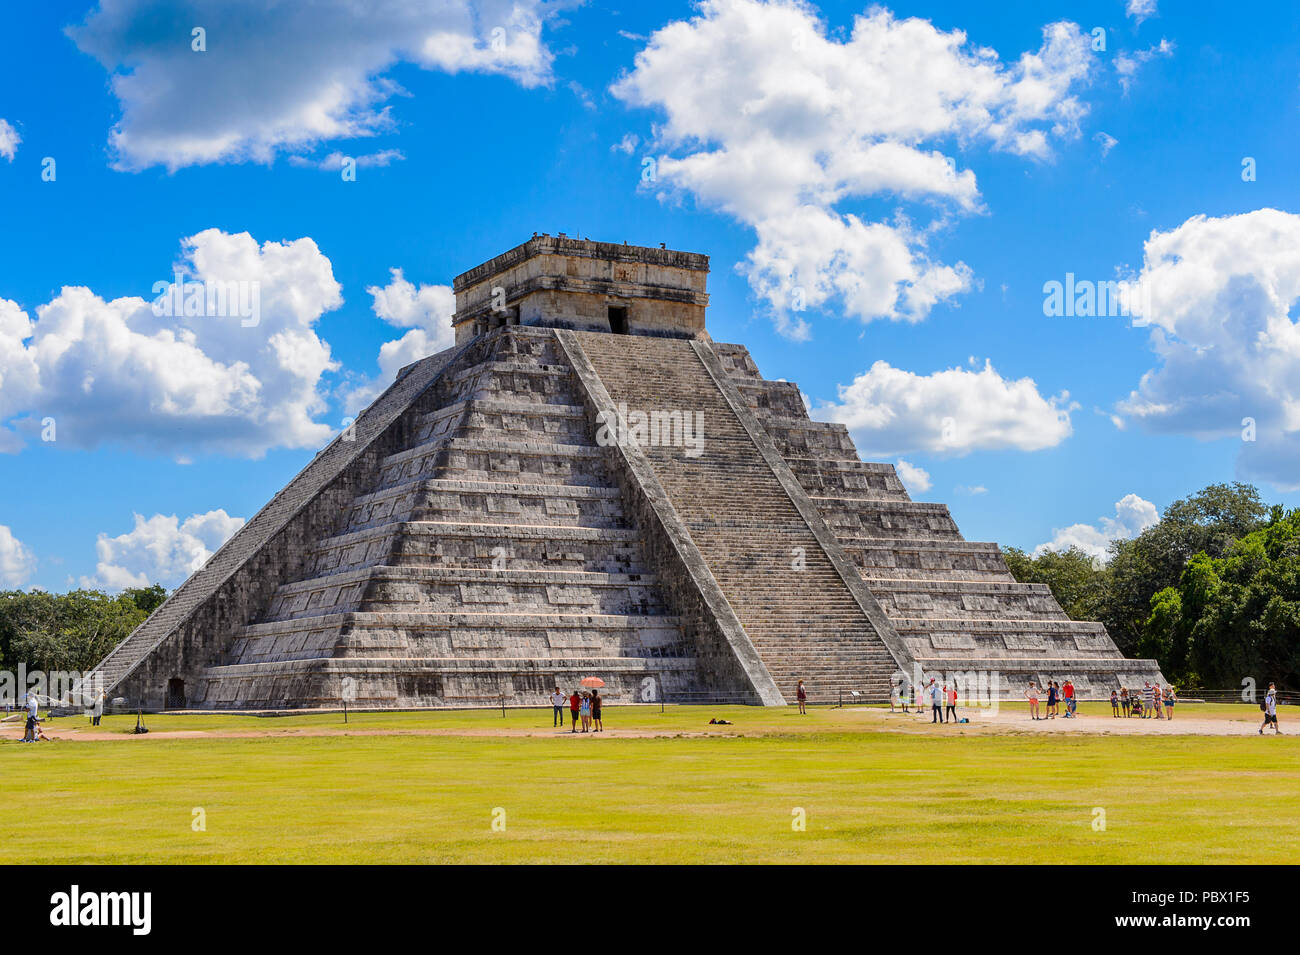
415,399,592,447
299,520,647,577
230,610,690,666
340,478,628,533
261,565,667,621
788,460,913,502
375,435,611,490
446,361,579,405
198,654,719,709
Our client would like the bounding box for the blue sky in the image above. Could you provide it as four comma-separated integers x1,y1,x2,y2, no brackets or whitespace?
2,0,1299,591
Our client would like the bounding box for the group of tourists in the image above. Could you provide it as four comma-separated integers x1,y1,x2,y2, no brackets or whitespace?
550,687,603,733
1108,683,1178,720
1024,679,1080,719
890,679,960,723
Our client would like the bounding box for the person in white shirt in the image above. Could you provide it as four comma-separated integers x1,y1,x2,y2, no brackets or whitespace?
929,679,944,724
23,692,39,742
550,687,567,728
1260,683,1281,735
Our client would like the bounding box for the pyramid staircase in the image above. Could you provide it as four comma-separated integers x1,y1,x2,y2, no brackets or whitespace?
568,332,901,703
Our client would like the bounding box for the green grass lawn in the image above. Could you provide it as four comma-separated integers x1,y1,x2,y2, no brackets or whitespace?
1,704,1295,863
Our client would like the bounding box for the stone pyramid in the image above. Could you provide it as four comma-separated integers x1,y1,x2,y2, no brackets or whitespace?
86,235,1165,709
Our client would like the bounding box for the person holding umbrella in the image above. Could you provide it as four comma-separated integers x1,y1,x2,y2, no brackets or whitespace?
580,676,605,732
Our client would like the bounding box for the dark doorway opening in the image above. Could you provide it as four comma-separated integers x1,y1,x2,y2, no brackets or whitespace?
608,306,629,334
165,678,186,709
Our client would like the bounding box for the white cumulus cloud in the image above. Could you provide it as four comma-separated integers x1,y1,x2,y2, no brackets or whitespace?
1035,493,1158,562
342,269,457,414
894,459,932,493
0,229,342,457
68,0,559,171
0,119,19,161
370,269,457,379
80,510,245,590
1116,208,1300,491
1126,0,1158,24
0,526,36,587
612,0,1095,337
815,359,1075,457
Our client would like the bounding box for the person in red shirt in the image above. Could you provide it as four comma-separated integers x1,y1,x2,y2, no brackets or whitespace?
569,691,581,733
1062,679,1076,718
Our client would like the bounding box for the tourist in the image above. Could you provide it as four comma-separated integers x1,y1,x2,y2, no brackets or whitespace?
1152,684,1165,720
569,689,581,733
550,687,566,728
1260,683,1281,735
1164,686,1176,721
1110,689,1120,718
1062,679,1075,718
1142,682,1155,719
1046,681,1058,719
796,680,808,715
1120,688,1131,717
22,691,38,742
579,692,592,732
1025,681,1041,720
890,683,900,713
91,690,105,727
945,683,958,723
930,679,943,723
591,689,603,732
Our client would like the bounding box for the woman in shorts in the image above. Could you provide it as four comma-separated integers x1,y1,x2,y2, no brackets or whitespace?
579,693,592,733
591,689,603,732
1025,681,1040,720
1163,686,1176,720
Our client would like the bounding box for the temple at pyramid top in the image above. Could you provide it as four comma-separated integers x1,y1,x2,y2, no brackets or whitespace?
451,234,711,344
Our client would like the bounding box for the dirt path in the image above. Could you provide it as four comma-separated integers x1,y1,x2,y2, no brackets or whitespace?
866,705,1282,737
11,725,741,743
5,706,1284,744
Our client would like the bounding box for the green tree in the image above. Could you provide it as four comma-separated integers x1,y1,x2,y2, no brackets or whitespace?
123,583,167,615
1143,508,1300,689
1101,482,1267,655
0,585,168,676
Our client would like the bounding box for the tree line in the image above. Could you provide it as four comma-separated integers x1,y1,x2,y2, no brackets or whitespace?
1003,482,1299,691
0,584,167,675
